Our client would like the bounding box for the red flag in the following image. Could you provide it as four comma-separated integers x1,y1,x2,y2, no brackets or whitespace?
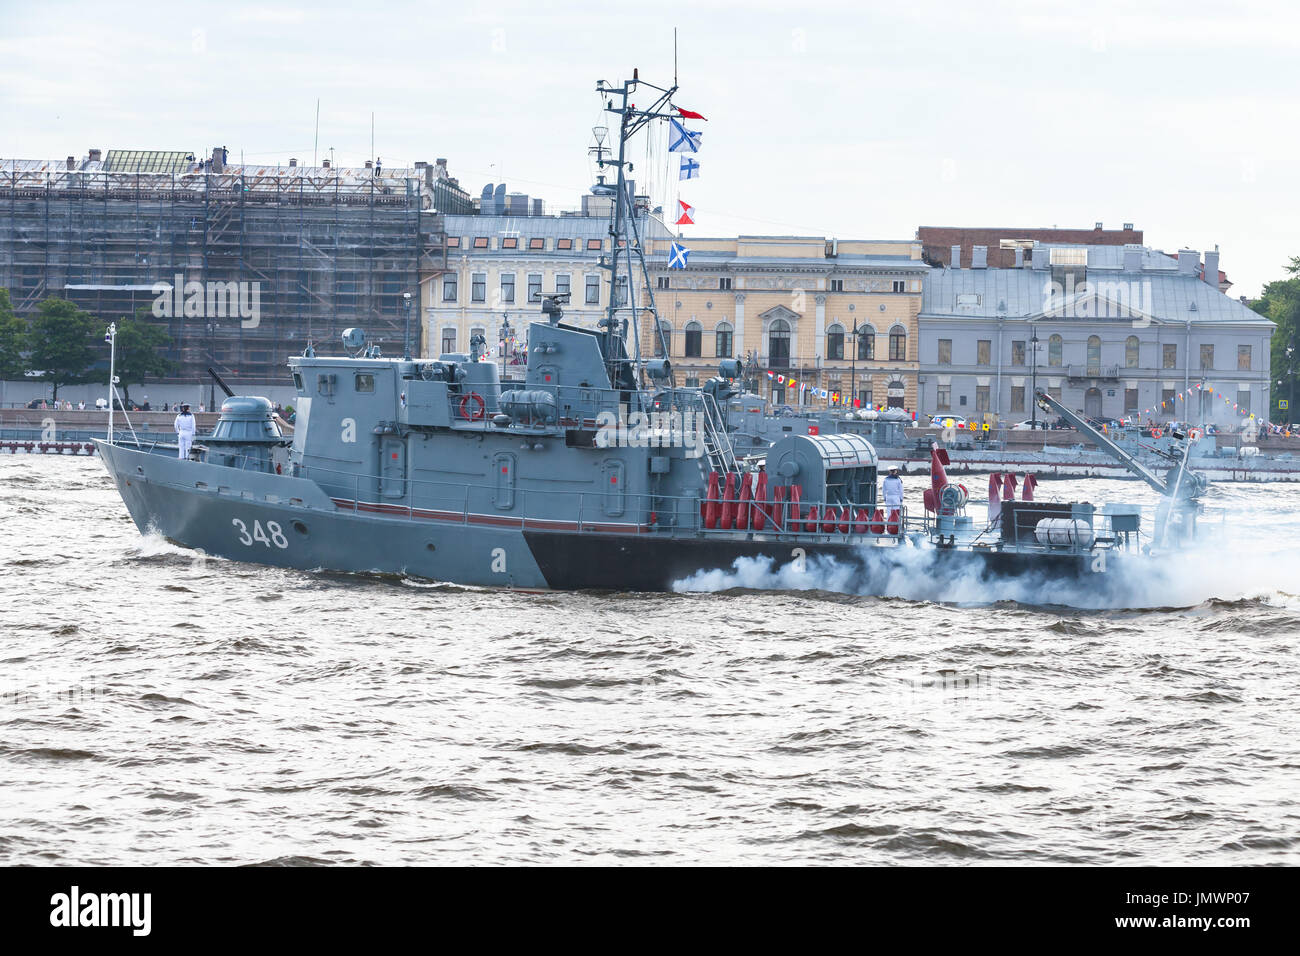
676,106,708,121
674,200,695,225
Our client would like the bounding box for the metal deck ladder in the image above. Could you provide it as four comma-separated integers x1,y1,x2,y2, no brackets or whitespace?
698,393,739,474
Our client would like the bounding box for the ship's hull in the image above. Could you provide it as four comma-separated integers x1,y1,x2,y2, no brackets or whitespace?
97,441,1094,593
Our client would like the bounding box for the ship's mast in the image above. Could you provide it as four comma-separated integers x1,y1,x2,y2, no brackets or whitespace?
594,70,678,392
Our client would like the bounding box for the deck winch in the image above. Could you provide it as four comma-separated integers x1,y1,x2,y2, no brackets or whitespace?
765,433,878,510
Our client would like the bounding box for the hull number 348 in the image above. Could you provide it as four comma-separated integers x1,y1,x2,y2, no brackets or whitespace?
232,517,289,549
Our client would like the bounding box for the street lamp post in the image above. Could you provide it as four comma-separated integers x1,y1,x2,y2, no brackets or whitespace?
402,291,413,360
1288,344,1296,428
1030,328,1040,428
849,323,858,411
500,312,511,379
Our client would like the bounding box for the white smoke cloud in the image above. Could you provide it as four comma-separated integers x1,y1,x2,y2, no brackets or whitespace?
673,539,1300,611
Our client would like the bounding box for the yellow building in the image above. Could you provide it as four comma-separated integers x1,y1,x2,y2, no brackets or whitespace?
643,236,926,411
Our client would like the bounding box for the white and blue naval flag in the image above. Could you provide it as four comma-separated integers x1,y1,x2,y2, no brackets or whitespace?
667,118,703,153
679,156,700,180
668,242,690,269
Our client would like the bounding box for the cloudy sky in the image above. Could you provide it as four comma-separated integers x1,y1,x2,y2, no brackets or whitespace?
2,0,1297,296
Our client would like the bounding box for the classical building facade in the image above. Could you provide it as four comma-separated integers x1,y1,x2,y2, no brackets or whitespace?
421,211,672,362
917,243,1273,425
642,236,928,410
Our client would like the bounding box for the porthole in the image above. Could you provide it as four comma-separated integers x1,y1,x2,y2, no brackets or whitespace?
292,520,309,536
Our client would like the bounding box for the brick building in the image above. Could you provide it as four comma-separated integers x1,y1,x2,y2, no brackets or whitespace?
918,223,1142,269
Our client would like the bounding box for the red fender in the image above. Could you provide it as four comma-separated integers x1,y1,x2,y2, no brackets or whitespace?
1001,472,1017,502
704,471,721,529
838,507,850,535
772,484,788,532
752,471,769,531
853,507,870,534
789,484,803,531
886,507,901,535
806,505,818,534
737,472,753,530
720,472,738,530
870,507,886,534
821,505,837,533
1022,474,1038,501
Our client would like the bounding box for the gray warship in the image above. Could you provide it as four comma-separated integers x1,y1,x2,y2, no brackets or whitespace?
94,70,1199,592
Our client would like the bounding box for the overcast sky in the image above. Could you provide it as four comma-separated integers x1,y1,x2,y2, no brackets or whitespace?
2,0,1297,297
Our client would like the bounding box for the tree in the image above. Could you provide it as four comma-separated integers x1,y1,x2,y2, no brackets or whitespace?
24,297,98,401
0,289,26,380
115,308,178,404
1254,266,1300,424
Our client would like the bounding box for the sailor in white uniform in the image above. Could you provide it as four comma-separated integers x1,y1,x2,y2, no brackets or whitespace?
882,467,904,511
174,403,196,459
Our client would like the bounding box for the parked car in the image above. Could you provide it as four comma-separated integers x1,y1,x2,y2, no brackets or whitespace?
928,414,968,430
1009,419,1050,431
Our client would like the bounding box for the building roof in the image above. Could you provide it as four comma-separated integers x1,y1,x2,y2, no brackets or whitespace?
443,213,675,247
921,255,1268,327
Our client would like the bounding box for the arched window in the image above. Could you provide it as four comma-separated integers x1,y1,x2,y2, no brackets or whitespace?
1125,335,1140,369
714,321,733,359
888,325,907,361
1087,335,1101,373
1048,334,1063,367
768,318,791,368
684,321,702,358
826,323,845,360
857,325,875,360
654,321,672,357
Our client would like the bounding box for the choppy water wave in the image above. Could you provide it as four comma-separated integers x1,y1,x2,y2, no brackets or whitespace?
1,456,1298,865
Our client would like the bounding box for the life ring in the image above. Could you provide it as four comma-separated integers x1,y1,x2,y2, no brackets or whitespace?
458,392,486,421
1151,428,1163,439
1188,427,1203,441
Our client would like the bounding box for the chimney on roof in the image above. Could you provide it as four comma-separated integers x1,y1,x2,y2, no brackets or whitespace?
210,147,223,173
1031,244,1051,270
88,148,102,163
971,245,988,269
950,244,962,267
1177,249,1199,276
1123,222,1134,230
66,156,75,170
289,158,297,167
322,159,330,169
1123,244,1143,273
1013,247,1024,268
1203,247,1220,286
1095,221,1103,230
364,160,373,169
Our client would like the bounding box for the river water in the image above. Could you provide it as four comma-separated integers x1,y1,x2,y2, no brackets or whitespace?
1,454,1298,865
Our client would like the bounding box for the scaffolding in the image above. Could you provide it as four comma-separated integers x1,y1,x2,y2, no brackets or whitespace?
0,160,463,383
